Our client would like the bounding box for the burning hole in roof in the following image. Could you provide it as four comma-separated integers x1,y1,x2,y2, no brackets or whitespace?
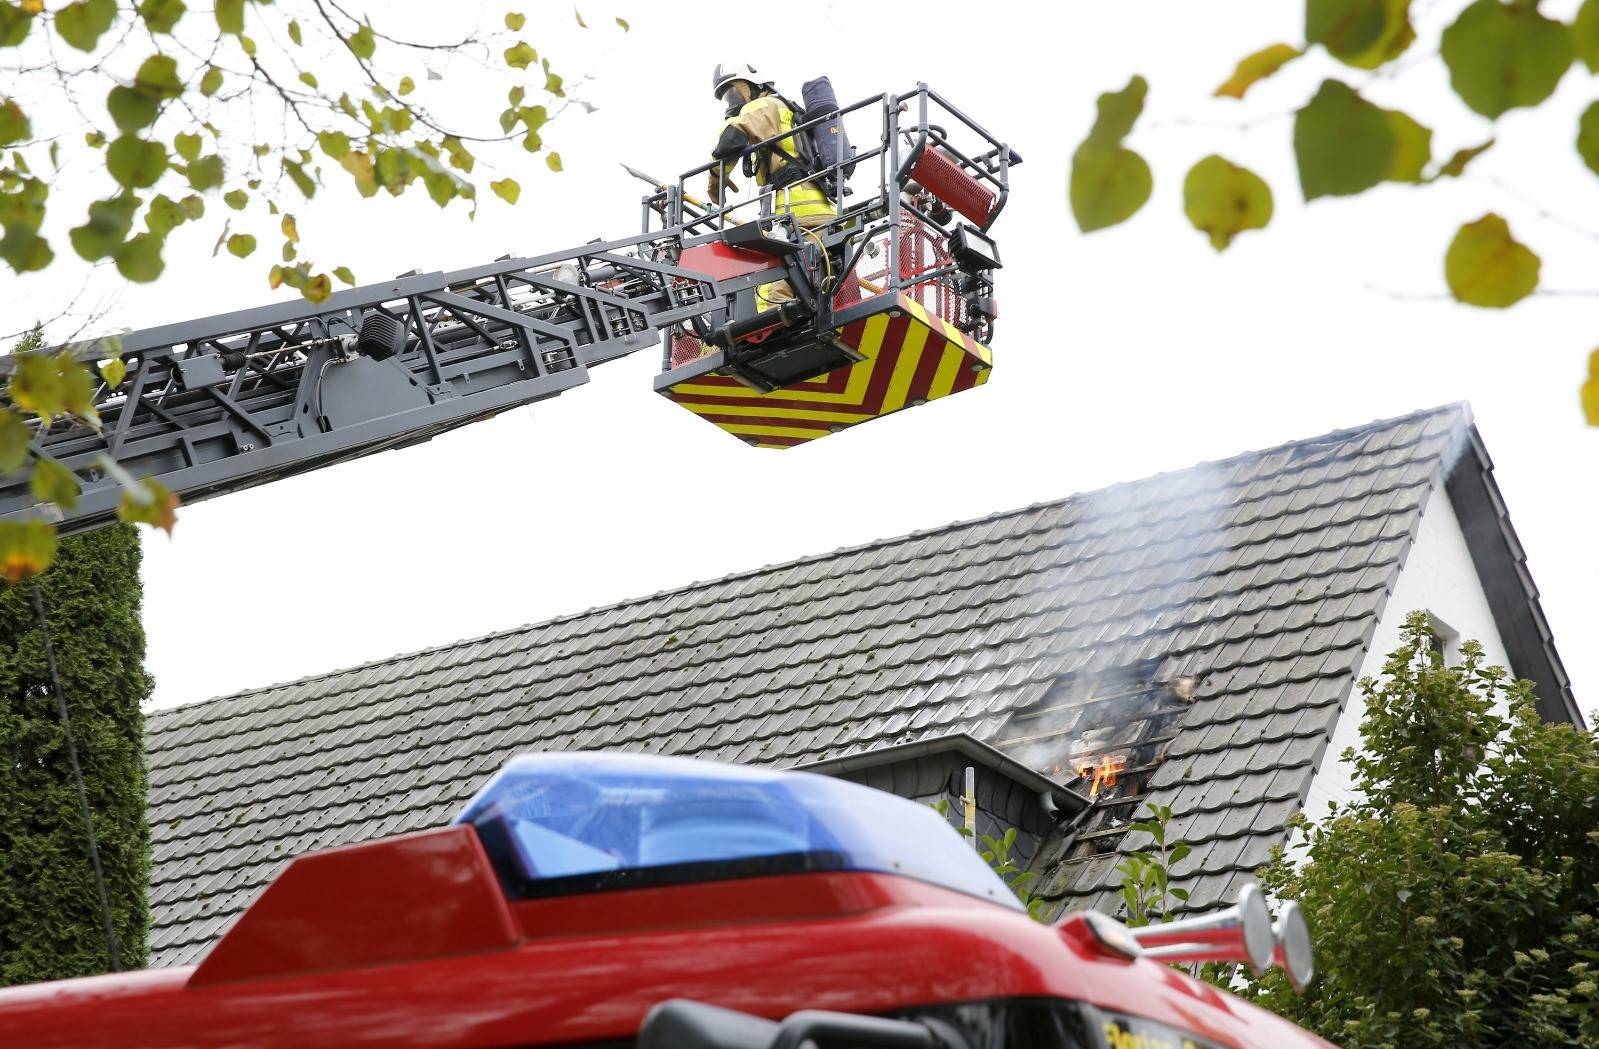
994,660,1198,863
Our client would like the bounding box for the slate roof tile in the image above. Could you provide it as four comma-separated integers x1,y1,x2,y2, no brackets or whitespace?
141,405,1488,964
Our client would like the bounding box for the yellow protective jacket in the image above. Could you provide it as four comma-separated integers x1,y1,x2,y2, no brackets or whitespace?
712,93,835,226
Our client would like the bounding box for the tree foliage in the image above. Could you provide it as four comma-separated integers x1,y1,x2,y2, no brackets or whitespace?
1067,0,1599,422
0,1,617,299
0,524,153,985
1225,612,1599,1047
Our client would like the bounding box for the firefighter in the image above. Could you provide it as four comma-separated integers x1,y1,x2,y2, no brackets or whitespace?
708,63,835,230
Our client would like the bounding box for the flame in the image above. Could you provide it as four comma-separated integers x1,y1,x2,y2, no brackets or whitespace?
1075,753,1127,798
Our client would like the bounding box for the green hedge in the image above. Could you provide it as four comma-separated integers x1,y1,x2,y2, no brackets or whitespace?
0,525,153,985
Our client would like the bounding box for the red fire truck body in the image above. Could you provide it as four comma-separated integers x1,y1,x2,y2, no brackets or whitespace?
0,756,1334,1049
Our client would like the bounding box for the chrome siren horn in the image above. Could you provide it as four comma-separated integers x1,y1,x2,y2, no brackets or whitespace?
1273,900,1315,992
1128,883,1275,975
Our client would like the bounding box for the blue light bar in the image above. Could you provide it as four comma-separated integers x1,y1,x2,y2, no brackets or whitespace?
452,751,1023,908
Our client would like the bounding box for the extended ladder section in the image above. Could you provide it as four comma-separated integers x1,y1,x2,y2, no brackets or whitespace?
0,84,1016,534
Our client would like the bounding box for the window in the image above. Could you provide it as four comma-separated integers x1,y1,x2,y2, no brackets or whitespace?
1424,613,1460,665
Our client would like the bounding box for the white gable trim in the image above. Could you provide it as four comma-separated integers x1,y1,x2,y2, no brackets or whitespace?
1303,482,1512,818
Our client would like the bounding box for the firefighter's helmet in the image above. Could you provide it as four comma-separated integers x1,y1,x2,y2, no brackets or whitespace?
711,62,768,102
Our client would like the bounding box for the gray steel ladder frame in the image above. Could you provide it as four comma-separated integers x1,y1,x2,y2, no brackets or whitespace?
0,228,785,535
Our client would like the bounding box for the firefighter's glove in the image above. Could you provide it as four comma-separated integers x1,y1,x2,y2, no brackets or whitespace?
708,168,738,200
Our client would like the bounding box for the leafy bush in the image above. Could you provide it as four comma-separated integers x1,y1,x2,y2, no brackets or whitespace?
1233,612,1599,1047
0,525,152,985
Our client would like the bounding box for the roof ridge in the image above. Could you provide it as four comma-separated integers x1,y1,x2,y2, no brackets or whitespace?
148,402,1468,723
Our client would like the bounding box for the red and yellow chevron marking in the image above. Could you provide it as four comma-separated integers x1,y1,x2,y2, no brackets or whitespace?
663,294,992,449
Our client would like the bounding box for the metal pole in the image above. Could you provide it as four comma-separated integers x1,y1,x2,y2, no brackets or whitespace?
963,765,977,843
30,581,123,972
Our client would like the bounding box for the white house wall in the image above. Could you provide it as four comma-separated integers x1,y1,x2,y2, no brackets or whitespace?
1301,481,1513,818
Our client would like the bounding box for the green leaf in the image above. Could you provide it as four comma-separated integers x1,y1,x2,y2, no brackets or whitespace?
505,10,525,30
226,232,255,257
144,193,185,235
298,70,318,89
1214,43,1301,99
186,152,222,190
615,16,628,30
1069,76,1151,232
31,456,80,509
69,193,139,260
545,70,564,96
133,53,182,98
0,519,57,582
491,177,520,204
283,158,315,198
1294,79,1394,200
333,265,354,285
1183,154,1273,251
173,131,201,162
214,0,242,33
55,353,96,422
545,151,562,172
179,193,203,219
0,98,28,146
0,1,35,48
137,0,185,32
98,357,126,388
347,21,374,60
504,41,536,69
0,407,27,472
1445,213,1539,308
398,75,415,96
199,65,223,97
1579,103,1599,179
1440,0,1572,120
106,86,159,133
114,230,164,280
223,188,247,210
1307,0,1414,69
1427,139,1493,181
85,129,105,148
316,130,351,159
1083,74,1147,148
0,227,53,273
1577,0,1599,73
54,0,116,51
106,135,168,189
287,18,301,45
1385,108,1431,183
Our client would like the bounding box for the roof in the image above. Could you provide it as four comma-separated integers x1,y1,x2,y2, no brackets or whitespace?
142,403,1574,965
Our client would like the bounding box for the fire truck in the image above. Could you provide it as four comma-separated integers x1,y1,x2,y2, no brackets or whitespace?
0,86,1333,1048
1,85,1012,531
0,753,1328,1049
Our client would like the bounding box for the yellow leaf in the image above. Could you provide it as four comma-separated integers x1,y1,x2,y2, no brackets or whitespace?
302,272,331,303
574,7,586,27
99,357,127,388
117,477,179,534
30,456,80,510
21,0,44,13
505,11,526,30
0,520,57,583
1215,43,1301,100
1583,349,1599,426
281,214,298,242
545,151,562,172
491,177,520,204
1445,213,1539,309
1182,154,1273,251
398,75,415,96
615,16,628,30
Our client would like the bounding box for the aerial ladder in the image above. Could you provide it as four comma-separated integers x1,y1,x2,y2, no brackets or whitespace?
0,85,1018,535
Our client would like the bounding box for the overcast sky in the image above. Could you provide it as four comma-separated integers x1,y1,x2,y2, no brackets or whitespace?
6,1,1595,715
